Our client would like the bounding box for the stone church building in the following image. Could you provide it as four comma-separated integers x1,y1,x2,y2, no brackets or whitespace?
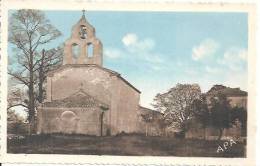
37,13,144,136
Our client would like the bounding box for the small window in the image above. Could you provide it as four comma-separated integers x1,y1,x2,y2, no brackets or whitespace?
72,43,80,59
87,43,94,57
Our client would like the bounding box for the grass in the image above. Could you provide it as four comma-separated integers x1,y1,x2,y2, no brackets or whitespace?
7,133,246,157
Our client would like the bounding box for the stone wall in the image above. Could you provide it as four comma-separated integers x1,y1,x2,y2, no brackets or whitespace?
47,66,113,104
228,96,247,108
115,77,140,134
37,107,109,136
40,65,141,135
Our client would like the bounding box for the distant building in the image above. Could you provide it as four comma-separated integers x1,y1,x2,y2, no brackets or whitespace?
186,85,247,140
138,106,164,136
206,84,247,109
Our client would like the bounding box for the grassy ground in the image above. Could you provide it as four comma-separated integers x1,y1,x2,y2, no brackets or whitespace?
7,134,246,157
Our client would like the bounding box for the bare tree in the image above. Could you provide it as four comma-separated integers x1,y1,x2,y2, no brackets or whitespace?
8,9,61,132
7,87,28,111
36,48,63,103
153,84,201,137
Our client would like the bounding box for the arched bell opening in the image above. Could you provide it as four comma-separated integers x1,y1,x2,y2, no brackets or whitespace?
72,43,80,60
87,43,94,58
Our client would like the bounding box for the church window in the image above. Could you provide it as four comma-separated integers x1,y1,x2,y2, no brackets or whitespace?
87,43,94,57
72,43,80,59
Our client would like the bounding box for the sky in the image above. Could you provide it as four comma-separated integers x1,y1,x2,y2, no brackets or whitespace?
8,10,248,109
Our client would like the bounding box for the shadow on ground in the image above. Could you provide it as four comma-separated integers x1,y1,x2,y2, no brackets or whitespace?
7,133,246,157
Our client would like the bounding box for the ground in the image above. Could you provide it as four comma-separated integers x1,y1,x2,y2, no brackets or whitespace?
7,134,246,157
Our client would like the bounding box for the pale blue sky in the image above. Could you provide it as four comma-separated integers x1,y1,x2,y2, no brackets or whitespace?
9,10,248,108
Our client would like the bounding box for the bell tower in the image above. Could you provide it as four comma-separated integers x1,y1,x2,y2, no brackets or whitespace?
63,10,103,66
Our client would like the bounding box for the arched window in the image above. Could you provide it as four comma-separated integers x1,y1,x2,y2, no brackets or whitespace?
72,43,80,59
87,43,94,58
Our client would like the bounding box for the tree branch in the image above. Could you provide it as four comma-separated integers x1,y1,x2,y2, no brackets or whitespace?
8,72,29,86
8,103,28,110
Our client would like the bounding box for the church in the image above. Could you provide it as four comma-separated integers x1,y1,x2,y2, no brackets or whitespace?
37,12,146,136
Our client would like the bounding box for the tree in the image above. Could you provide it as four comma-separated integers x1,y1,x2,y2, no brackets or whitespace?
36,48,63,103
209,93,232,140
7,87,28,111
153,84,201,137
191,95,210,139
192,94,210,139
7,109,26,134
8,9,61,132
230,106,247,137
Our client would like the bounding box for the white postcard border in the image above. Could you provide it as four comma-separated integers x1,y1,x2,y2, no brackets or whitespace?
0,0,256,165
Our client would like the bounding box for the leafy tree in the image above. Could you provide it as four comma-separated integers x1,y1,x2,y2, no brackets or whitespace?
209,93,232,140
8,9,61,132
231,106,247,137
191,95,210,139
153,84,201,136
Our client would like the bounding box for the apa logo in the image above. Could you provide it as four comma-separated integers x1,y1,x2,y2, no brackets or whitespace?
217,139,237,153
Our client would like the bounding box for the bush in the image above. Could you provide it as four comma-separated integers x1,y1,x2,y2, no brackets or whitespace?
8,122,29,134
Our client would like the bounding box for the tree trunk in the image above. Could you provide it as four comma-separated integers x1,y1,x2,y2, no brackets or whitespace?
218,128,223,141
38,49,45,103
28,45,36,134
28,81,35,134
38,80,44,103
38,66,44,103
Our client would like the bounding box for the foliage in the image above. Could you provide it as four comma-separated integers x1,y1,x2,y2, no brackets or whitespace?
153,83,201,133
7,110,28,134
230,106,247,136
209,93,232,140
191,94,210,128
